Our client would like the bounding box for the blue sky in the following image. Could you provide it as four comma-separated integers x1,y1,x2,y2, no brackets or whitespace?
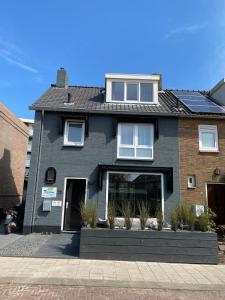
0,0,224,118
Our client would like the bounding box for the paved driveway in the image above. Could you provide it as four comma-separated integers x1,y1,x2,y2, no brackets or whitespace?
0,224,80,258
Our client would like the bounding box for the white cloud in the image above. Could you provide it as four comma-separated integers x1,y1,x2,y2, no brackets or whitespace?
162,23,206,41
0,38,38,73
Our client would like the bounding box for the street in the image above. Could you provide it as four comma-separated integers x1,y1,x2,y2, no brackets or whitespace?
1,284,225,300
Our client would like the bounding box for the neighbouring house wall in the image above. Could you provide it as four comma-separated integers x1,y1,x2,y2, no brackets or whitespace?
24,111,180,233
179,118,225,205
0,103,29,210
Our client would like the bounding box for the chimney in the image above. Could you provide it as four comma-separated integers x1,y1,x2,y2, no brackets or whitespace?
56,67,68,88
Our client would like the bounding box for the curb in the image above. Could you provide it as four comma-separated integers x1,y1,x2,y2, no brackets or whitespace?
1,276,225,291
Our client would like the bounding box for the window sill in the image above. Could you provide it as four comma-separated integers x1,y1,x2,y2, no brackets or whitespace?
199,149,219,153
107,100,159,105
117,157,154,161
187,186,196,189
63,144,84,147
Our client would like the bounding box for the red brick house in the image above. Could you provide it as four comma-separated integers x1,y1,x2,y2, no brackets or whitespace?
0,102,29,214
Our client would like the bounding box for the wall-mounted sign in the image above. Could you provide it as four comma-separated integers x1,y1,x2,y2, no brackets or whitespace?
195,205,204,217
41,187,57,198
52,200,62,207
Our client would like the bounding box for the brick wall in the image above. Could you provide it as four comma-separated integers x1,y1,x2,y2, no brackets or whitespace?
0,103,29,209
179,118,225,206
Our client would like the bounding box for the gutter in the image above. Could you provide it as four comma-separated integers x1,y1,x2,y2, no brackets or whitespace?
29,106,225,120
31,110,44,232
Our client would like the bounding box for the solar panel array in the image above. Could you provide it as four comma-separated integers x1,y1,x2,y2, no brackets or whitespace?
171,91,225,114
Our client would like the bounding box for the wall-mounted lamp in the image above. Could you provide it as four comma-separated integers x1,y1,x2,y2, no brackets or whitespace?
214,167,220,176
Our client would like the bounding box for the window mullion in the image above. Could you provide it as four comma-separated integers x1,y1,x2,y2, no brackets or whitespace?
134,125,137,157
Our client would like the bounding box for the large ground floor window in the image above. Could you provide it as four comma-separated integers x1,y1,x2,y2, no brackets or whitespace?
107,172,163,218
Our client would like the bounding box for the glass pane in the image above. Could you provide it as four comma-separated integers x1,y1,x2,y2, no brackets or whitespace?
138,125,152,146
112,82,124,101
127,83,138,101
140,83,153,102
119,147,134,157
120,124,134,145
136,148,152,158
68,123,82,143
201,132,215,148
108,173,162,217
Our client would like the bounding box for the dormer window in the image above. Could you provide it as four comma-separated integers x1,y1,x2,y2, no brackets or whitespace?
106,73,160,104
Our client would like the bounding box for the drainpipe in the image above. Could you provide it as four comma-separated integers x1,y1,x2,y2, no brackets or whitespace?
31,109,44,232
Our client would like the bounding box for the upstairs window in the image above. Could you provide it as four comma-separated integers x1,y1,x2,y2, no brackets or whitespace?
199,125,218,152
111,81,154,103
117,123,154,160
64,120,85,146
112,82,124,101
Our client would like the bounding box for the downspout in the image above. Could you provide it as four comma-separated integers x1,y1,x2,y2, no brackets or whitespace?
31,109,44,232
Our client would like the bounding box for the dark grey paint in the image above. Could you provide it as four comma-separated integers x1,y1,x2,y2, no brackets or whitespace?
80,229,218,264
24,111,180,233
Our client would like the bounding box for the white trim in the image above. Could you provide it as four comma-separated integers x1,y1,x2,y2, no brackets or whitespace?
61,177,88,232
105,73,161,81
106,78,158,104
198,125,219,152
187,175,196,189
117,123,154,160
63,119,85,146
105,171,164,220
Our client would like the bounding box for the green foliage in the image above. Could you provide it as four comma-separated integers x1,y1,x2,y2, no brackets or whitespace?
89,202,97,228
156,210,163,231
206,206,216,232
170,203,196,231
176,202,190,225
80,202,97,228
80,202,90,227
170,210,178,231
138,202,149,230
122,202,133,230
108,202,116,230
199,214,209,232
218,225,225,242
188,208,196,232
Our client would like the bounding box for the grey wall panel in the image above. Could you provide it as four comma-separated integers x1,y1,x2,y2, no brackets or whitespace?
24,112,180,231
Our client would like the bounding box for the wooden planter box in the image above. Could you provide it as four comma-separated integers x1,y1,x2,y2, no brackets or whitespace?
80,228,218,264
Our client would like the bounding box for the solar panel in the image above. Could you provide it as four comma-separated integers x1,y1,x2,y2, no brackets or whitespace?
171,91,225,114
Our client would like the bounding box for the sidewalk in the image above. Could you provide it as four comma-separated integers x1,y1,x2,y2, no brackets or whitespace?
0,257,225,291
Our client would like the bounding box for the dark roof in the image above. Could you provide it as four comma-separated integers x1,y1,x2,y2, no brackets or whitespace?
30,85,225,117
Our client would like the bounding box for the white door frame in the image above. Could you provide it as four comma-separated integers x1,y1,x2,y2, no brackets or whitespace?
61,177,88,232
105,171,164,220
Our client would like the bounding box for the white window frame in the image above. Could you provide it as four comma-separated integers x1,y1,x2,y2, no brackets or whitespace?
105,171,164,220
187,175,196,189
117,123,154,160
198,125,218,152
107,79,158,104
63,120,85,146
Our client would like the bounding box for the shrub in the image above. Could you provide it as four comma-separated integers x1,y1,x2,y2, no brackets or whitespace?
156,210,163,231
80,202,90,227
218,225,225,242
176,202,190,226
206,207,216,232
89,202,97,228
170,210,178,231
122,202,133,230
199,213,209,232
138,202,149,230
80,202,97,228
188,208,196,232
108,202,116,230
